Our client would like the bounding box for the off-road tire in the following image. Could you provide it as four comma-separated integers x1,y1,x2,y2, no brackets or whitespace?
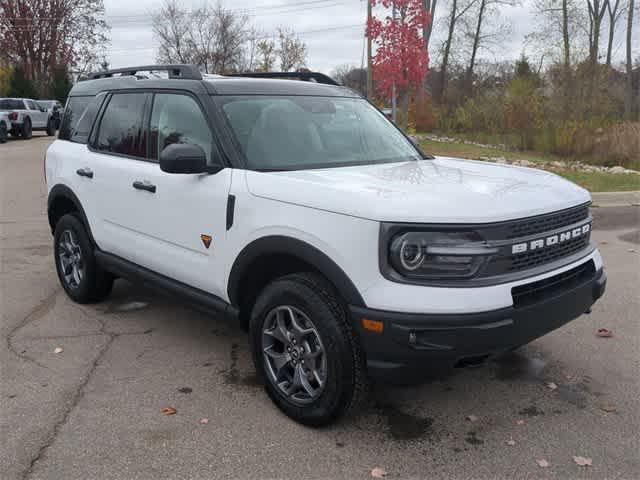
21,118,32,139
0,121,7,143
54,214,114,303
46,118,56,136
249,272,368,426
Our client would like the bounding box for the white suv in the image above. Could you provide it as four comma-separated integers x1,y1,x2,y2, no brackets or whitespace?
45,65,606,425
0,98,57,138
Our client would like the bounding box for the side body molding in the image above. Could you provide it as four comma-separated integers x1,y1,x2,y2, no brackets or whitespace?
227,236,366,308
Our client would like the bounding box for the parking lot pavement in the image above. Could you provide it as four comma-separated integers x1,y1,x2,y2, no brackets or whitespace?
2,134,639,480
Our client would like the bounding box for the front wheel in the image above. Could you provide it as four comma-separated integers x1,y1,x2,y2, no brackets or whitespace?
249,273,367,426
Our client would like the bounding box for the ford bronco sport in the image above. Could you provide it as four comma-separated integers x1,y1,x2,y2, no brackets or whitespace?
45,65,606,426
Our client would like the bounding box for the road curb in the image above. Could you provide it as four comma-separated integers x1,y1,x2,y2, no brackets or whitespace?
591,191,640,207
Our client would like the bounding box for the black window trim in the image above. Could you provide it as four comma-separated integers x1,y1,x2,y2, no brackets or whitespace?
88,91,152,163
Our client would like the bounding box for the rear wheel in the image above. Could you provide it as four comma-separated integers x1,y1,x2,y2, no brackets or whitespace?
249,272,367,426
46,118,56,136
0,121,7,143
20,118,32,139
54,214,113,303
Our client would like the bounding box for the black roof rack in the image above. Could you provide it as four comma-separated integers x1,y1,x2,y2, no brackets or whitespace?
229,71,339,86
88,64,202,80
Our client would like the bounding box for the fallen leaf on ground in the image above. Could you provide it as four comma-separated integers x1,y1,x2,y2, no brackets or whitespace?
53,347,63,354
200,418,209,424
546,382,558,390
516,419,526,425
599,404,617,413
536,459,550,468
371,467,387,478
596,328,613,338
466,415,479,422
573,456,593,467
161,406,177,415
628,248,637,253
600,241,608,245
506,438,516,446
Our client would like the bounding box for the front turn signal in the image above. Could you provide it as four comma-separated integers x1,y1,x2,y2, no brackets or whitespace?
361,318,384,334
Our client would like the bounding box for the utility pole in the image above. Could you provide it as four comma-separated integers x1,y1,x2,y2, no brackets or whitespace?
366,0,373,99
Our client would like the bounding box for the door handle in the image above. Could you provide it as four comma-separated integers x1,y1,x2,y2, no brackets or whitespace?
132,180,156,193
76,168,93,179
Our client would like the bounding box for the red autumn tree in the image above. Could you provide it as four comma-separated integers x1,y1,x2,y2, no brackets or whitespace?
367,0,431,130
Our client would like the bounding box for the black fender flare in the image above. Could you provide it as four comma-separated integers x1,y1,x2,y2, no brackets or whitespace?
47,184,96,245
227,235,366,307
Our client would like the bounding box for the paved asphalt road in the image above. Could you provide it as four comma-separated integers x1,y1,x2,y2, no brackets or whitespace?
2,134,639,480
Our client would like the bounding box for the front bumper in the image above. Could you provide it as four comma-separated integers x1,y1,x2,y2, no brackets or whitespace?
350,260,606,384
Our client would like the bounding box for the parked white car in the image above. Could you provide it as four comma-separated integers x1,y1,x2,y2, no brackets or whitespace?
0,98,57,139
45,65,606,426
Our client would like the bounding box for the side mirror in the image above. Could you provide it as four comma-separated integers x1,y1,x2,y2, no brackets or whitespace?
160,143,209,174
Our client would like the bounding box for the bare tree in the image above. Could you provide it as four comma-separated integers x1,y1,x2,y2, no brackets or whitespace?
463,0,516,95
153,0,192,65
256,39,276,72
332,64,367,95
587,0,609,65
438,0,479,102
276,28,307,72
530,0,589,68
625,0,635,118
605,0,625,66
153,0,248,74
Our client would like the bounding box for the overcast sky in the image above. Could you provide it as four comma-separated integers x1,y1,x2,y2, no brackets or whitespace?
103,0,639,74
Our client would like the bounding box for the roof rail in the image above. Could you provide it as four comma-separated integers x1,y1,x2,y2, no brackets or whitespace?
88,64,202,80
230,71,339,86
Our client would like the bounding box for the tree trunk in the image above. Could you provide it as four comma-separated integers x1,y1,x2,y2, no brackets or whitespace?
421,0,438,98
465,0,486,96
625,0,635,119
562,0,570,68
439,0,458,103
606,0,621,66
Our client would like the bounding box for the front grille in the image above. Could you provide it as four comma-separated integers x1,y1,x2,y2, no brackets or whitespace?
509,236,590,271
511,260,595,308
505,205,589,239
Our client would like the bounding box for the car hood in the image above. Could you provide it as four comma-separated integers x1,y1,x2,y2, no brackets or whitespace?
245,157,591,223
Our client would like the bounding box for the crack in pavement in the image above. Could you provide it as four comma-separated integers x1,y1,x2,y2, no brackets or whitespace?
6,286,156,479
18,297,161,479
6,288,60,370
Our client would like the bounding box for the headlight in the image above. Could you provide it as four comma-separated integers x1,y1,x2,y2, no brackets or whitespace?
388,231,496,280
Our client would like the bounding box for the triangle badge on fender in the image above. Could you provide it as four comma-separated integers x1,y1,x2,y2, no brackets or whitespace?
200,234,212,249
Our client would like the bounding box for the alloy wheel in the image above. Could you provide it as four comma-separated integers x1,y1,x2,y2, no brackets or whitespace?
261,305,327,405
58,230,84,289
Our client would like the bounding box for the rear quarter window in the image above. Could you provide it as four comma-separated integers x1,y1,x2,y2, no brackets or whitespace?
59,96,92,141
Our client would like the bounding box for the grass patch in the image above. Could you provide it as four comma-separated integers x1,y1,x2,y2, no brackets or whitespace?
419,138,640,192
548,170,640,192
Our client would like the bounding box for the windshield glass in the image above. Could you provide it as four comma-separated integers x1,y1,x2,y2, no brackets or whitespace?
38,101,54,109
215,96,422,171
0,99,24,110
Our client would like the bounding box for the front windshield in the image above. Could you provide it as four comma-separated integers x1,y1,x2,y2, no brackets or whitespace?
38,101,53,109
215,95,423,171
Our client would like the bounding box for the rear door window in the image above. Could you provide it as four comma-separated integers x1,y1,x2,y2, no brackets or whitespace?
59,96,92,140
93,93,148,158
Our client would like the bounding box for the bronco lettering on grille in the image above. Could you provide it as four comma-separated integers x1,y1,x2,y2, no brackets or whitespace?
512,223,591,254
